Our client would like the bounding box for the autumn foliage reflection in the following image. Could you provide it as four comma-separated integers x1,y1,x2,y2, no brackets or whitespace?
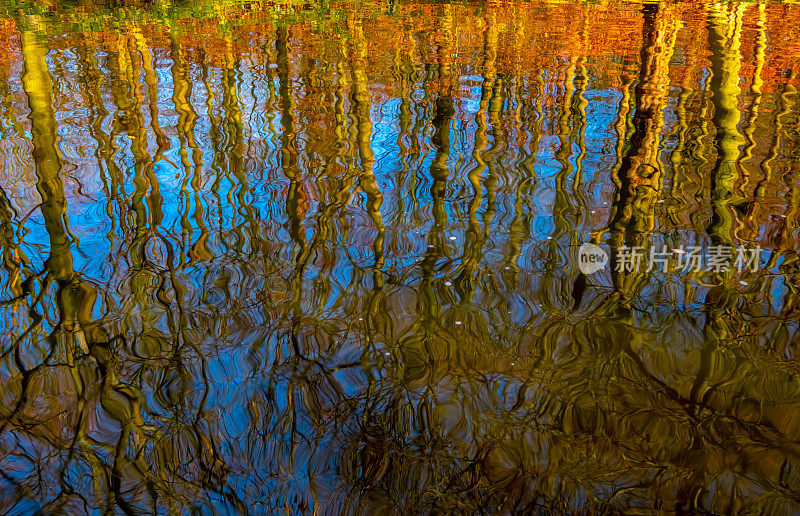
0,0,799,513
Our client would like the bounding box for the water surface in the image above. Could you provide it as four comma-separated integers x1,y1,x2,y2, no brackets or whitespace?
1,0,800,513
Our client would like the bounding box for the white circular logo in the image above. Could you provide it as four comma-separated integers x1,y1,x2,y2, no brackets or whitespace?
577,243,609,275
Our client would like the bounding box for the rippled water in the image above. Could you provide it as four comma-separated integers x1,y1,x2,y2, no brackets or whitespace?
1,0,800,513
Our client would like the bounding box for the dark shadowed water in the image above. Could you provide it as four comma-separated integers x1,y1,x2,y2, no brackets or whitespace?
1,0,800,513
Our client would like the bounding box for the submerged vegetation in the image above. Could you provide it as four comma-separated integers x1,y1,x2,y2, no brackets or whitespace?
0,0,799,512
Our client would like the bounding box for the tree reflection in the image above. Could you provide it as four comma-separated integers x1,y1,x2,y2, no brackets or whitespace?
0,1,799,513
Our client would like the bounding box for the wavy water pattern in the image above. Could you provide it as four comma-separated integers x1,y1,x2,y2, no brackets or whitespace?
0,0,799,513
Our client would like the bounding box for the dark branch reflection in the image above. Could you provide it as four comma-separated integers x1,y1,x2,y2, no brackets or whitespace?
0,1,799,513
